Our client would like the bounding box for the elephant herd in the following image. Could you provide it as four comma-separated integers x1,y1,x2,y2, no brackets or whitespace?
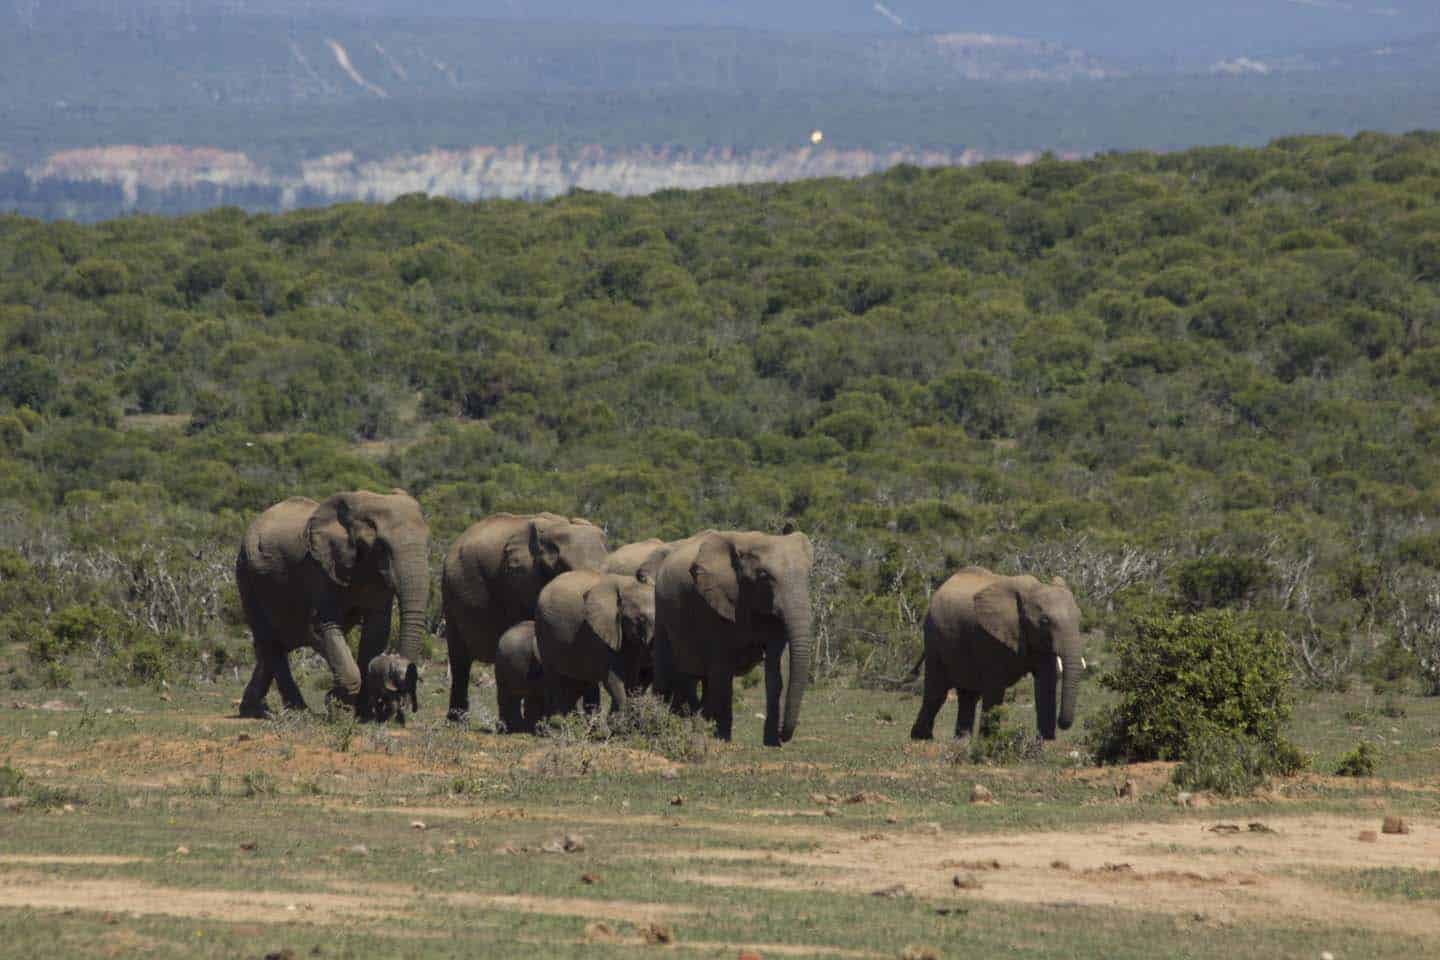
235,490,1086,747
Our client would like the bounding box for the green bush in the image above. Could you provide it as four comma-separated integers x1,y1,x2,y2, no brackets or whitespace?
961,705,1045,766
1172,729,1305,796
1174,556,1267,610
1335,741,1378,777
1089,609,1297,765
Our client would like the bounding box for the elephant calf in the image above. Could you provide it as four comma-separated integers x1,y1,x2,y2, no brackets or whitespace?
535,571,655,719
360,653,419,724
494,621,549,733
910,567,1084,742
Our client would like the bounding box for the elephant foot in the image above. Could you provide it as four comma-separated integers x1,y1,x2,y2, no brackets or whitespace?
237,700,273,720
763,734,782,748
909,727,934,741
446,707,469,724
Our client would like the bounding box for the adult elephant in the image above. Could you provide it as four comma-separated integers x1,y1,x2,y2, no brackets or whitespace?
235,490,431,719
535,571,655,718
653,530,813,747
441,513,608,721
909,567,1083,742
602,539,666,580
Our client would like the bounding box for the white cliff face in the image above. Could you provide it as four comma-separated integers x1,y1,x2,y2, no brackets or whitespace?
29,143,1060,211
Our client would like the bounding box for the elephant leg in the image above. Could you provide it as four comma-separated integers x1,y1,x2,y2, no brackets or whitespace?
356,600,393,714
954,689,981,739
314,625,362,707
978,687,1005,733
602,666,627,716
668,674,700,716
239,653,274,718
763,638,784,747
271,648,308,712
497,673,524,733
582,685,601,713
909,654,949,740
520,695,542,733
446,627,473,723
1033,667,1058,741
702,669,734,741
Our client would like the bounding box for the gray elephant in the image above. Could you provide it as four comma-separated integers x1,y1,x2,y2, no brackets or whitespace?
235,490,431,719
535,571,655,719
602,538,666,579
653,530,813,746
361,653,419,725
909,567,1083,741
493,621,553,733
441,512,609,721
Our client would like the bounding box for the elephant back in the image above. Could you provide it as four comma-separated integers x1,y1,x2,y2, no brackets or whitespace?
239,497,320,582
535,570,613,683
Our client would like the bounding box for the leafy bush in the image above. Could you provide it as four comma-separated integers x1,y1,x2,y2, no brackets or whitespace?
1089,610,1297,765
958,705,1045,766
1334,742,1378,777
1172,729,1305,797
1174,556,1266,610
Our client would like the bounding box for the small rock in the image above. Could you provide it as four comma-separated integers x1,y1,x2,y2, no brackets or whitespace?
61,804,75,813
494,844,522,855
1248,822,1275,834
160,693,172,702
580,873,600,885
264,950,297,960
1382,816,1410,835
1357,831,1378,843
660,767,679,781
900,947,941,960
1117,778,1138,800
808,793,833,806
239,841,258,852
348,844,370,857
1175,792,1193,807
563,833,585,853
410,820,427,831
969,784,993,805
872,883,910,899
2,797,26,812
669,795,684,807
823,808,839,818
952,874,983,890
918,821,942,835
174,845,189,856
885,814,900,824
642,922,674,944
1208,823,1241,834
584,921,618,943
1050,860,1071,870
47,730,58,738
1320,952,1335,960
236,733,253,743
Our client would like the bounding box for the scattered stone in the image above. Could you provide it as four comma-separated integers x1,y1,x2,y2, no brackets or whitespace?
969,784,993,805
584,921,618,943
642,922,674,944
494,844,522,856
61,803,75,814
236,733,253,743
917,822,943,835
2,797,26,812
669,795,684,807
347,844,370,857
1117,778,1138,800
1357,831,1378,843
264,950,297,960
10,700,36,710
885,814,901,825
47,730,58,738
410,820,427,831
847,791,894,805
952,874,983,890
660,767,680,781
160,693,172,702
823,808,839,818
1099,862,1133,873
872,883,910,899
900,947,941,960
541,833,587,854
1051,860,1071,870
1321,952,1335,960
1208,824,1241,834
174,845,190,856
942,858,1001,871
39,700,71,712
1175,792,1193,807
580,873,600,885
1382,816,1410,835
1247,822,1275,834
239,841,258,852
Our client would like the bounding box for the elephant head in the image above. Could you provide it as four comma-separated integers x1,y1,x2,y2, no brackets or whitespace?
584,575,656,693
691,530,813,743
305,489,431,664
362,652,419,723
509,515,609,581
973,575,1083,732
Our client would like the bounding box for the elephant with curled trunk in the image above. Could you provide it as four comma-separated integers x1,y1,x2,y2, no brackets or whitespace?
441,513,609,721
536,571,655,719
909,567,1084,742
653,530,813,746
235,490,431,719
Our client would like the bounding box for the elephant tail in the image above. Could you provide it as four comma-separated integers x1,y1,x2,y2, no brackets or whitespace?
876,651,926,689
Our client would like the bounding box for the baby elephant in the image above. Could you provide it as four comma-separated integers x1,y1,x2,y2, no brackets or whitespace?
910,567,1084,741
359,653,419,724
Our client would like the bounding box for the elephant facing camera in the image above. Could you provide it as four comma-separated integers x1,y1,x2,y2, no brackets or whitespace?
359,653,419,724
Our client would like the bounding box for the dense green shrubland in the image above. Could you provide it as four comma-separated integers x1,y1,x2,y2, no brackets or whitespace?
4,133,1440,693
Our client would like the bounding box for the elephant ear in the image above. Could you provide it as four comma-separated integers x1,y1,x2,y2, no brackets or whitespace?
973,579,1024,657
500,527,534,577
691,534,739,623
528,521,561,574
634,544,674,585
583,583,623,653
307,494,362,586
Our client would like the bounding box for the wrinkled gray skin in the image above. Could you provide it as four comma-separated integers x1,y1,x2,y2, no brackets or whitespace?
361,653,419,725
909,567,1084,741
601,539,667,580
653,531,813,747
442,513,609,721
493,622,559,733
535,571,656,719
235,490,430,719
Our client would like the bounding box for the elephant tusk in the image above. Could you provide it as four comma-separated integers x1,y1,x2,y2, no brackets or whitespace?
1081,656,1087,671
1056,655,1063,675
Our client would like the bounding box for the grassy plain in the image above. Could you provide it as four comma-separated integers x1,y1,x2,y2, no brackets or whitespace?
1,669,1438,959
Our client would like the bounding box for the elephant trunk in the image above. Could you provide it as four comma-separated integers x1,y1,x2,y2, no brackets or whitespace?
779,592,812,743
1058,648,1081,731
392,537,431,665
